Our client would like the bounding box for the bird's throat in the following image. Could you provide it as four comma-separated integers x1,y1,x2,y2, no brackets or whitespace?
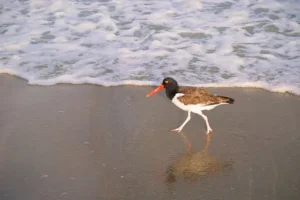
166,88,178,100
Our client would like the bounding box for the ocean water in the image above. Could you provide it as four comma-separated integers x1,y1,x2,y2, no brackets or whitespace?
0,0,300,94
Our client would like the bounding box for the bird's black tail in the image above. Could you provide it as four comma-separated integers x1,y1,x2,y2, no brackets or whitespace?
217,96,235,104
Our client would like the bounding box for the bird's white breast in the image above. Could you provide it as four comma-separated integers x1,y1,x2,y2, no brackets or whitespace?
171,93,225,112
171,93,190,111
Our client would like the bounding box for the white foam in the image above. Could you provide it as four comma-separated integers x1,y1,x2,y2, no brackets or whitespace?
0,0,299,95
73,22,97,32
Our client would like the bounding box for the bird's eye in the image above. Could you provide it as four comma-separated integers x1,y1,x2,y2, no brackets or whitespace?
165,80,169,84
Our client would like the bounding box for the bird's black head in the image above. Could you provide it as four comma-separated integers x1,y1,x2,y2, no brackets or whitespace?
162,77,178,88
162,77,179,100
146,77,179,99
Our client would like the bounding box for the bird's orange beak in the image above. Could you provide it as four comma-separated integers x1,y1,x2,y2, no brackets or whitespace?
146,84,164,97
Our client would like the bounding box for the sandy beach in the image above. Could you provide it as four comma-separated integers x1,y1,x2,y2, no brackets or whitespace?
0,74,300,200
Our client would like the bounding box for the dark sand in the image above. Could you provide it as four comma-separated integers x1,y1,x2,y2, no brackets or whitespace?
0,74,300,200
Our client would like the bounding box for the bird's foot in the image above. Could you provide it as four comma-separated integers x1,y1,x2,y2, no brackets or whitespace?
171,127,182,133
206,128,213,135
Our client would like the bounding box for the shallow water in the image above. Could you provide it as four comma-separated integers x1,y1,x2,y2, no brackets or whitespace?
0,0,300,94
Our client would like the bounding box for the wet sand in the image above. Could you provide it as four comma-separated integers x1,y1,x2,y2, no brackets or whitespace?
0,74,300,200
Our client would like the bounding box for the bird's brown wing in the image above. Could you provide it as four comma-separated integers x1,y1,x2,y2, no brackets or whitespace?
177,87,232,105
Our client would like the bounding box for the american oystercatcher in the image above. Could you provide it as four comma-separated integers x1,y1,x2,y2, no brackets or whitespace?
147,77,234,134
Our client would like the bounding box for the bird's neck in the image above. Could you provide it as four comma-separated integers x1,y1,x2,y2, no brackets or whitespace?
166,86,178,100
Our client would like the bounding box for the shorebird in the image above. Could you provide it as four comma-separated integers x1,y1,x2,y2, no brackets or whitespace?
146,77,234,134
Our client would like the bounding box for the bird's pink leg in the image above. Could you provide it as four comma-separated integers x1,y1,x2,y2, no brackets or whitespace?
171,111,191,133
196,111,212,134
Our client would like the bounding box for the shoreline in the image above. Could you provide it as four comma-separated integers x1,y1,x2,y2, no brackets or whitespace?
1,73,299,96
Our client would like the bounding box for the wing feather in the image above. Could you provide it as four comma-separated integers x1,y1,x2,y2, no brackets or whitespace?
177,87,233,105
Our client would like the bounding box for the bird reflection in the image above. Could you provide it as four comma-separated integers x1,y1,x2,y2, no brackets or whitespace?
165,133,233,184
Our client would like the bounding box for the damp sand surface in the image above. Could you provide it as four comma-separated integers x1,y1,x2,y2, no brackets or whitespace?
0,74,300,200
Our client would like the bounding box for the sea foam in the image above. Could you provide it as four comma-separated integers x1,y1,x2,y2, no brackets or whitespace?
0,0,300,95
